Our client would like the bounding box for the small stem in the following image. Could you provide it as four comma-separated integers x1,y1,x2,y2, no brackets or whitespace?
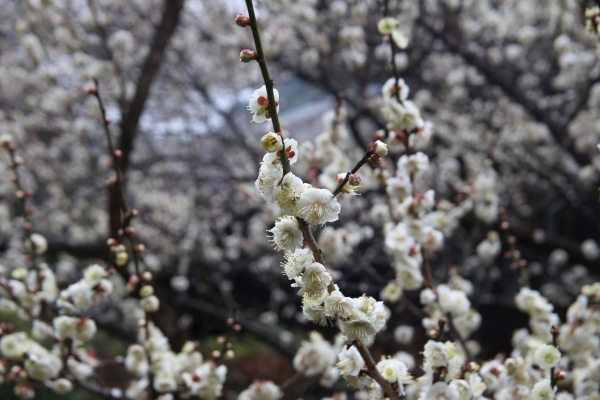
332,149,373,197
381,0,404,106
245,0,290,174
550,325,559,387
421,249,434,290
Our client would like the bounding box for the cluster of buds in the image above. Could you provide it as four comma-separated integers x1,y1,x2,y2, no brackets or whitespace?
108,238,129,266
139,282,159,313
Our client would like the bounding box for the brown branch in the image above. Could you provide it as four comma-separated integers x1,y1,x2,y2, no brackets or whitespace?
355,340,400,400
109,0,185,238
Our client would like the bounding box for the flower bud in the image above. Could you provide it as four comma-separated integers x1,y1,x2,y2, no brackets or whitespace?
371,140,388,158
139,285,154,298
348,173,361,186
28,233,48,255
240,49,257,63
140,295,159,312
377,17,398,35
235,14,250,27
116,250,129,266
367,154,382,167
261,132,283,152
0,134,14,148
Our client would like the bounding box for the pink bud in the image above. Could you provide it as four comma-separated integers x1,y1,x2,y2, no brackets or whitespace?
239,49,257,63
348,173,361,186
235,14,250,27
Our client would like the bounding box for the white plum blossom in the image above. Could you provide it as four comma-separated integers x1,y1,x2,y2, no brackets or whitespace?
425,381,460,400
264,138,299,165
27,233,48,255
282,248,313,279
338,295,388,341
125,344,149,377
52,378,73,394
302,303,328,326
515,287,554,319
399,152,430,177
380,281,403,303
268,216,304,252
324,290,355,319
382,77,409,101
376,358,410,385
422,340,451,372
377,17,399,35
533,344,561,369
24,351,62,381
275,172,305,215
394,325,415,345
477,231,501,263
437,284,471,316
238,380,283,400
293,332,337,377
530,380,556,400
256,163,283,204
382,99,423,132
248,85,279,123
297,262,332,299
296,188,341,225
449,379,472,400
336,345,364,377
261,131,283,153
53,315,97,343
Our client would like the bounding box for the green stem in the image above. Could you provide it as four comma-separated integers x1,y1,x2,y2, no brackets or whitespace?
245,0,290,174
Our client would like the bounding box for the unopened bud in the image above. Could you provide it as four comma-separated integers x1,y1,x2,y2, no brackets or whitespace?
554,370,566,382
139,285,154,297
239,49,257,63
465,362,480,372
367,154,382,167
348,173,361,186
370,140,388,158
140,295,159,312
261,132,283,152
142,271,153,282
115,251,129,266
235,14,250,27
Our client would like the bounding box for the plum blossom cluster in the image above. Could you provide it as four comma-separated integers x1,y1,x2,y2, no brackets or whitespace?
254,111,389,343
124,326,227,399
0,100,232,399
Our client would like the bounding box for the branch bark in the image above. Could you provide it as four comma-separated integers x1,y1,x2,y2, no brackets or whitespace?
108,0,185,238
